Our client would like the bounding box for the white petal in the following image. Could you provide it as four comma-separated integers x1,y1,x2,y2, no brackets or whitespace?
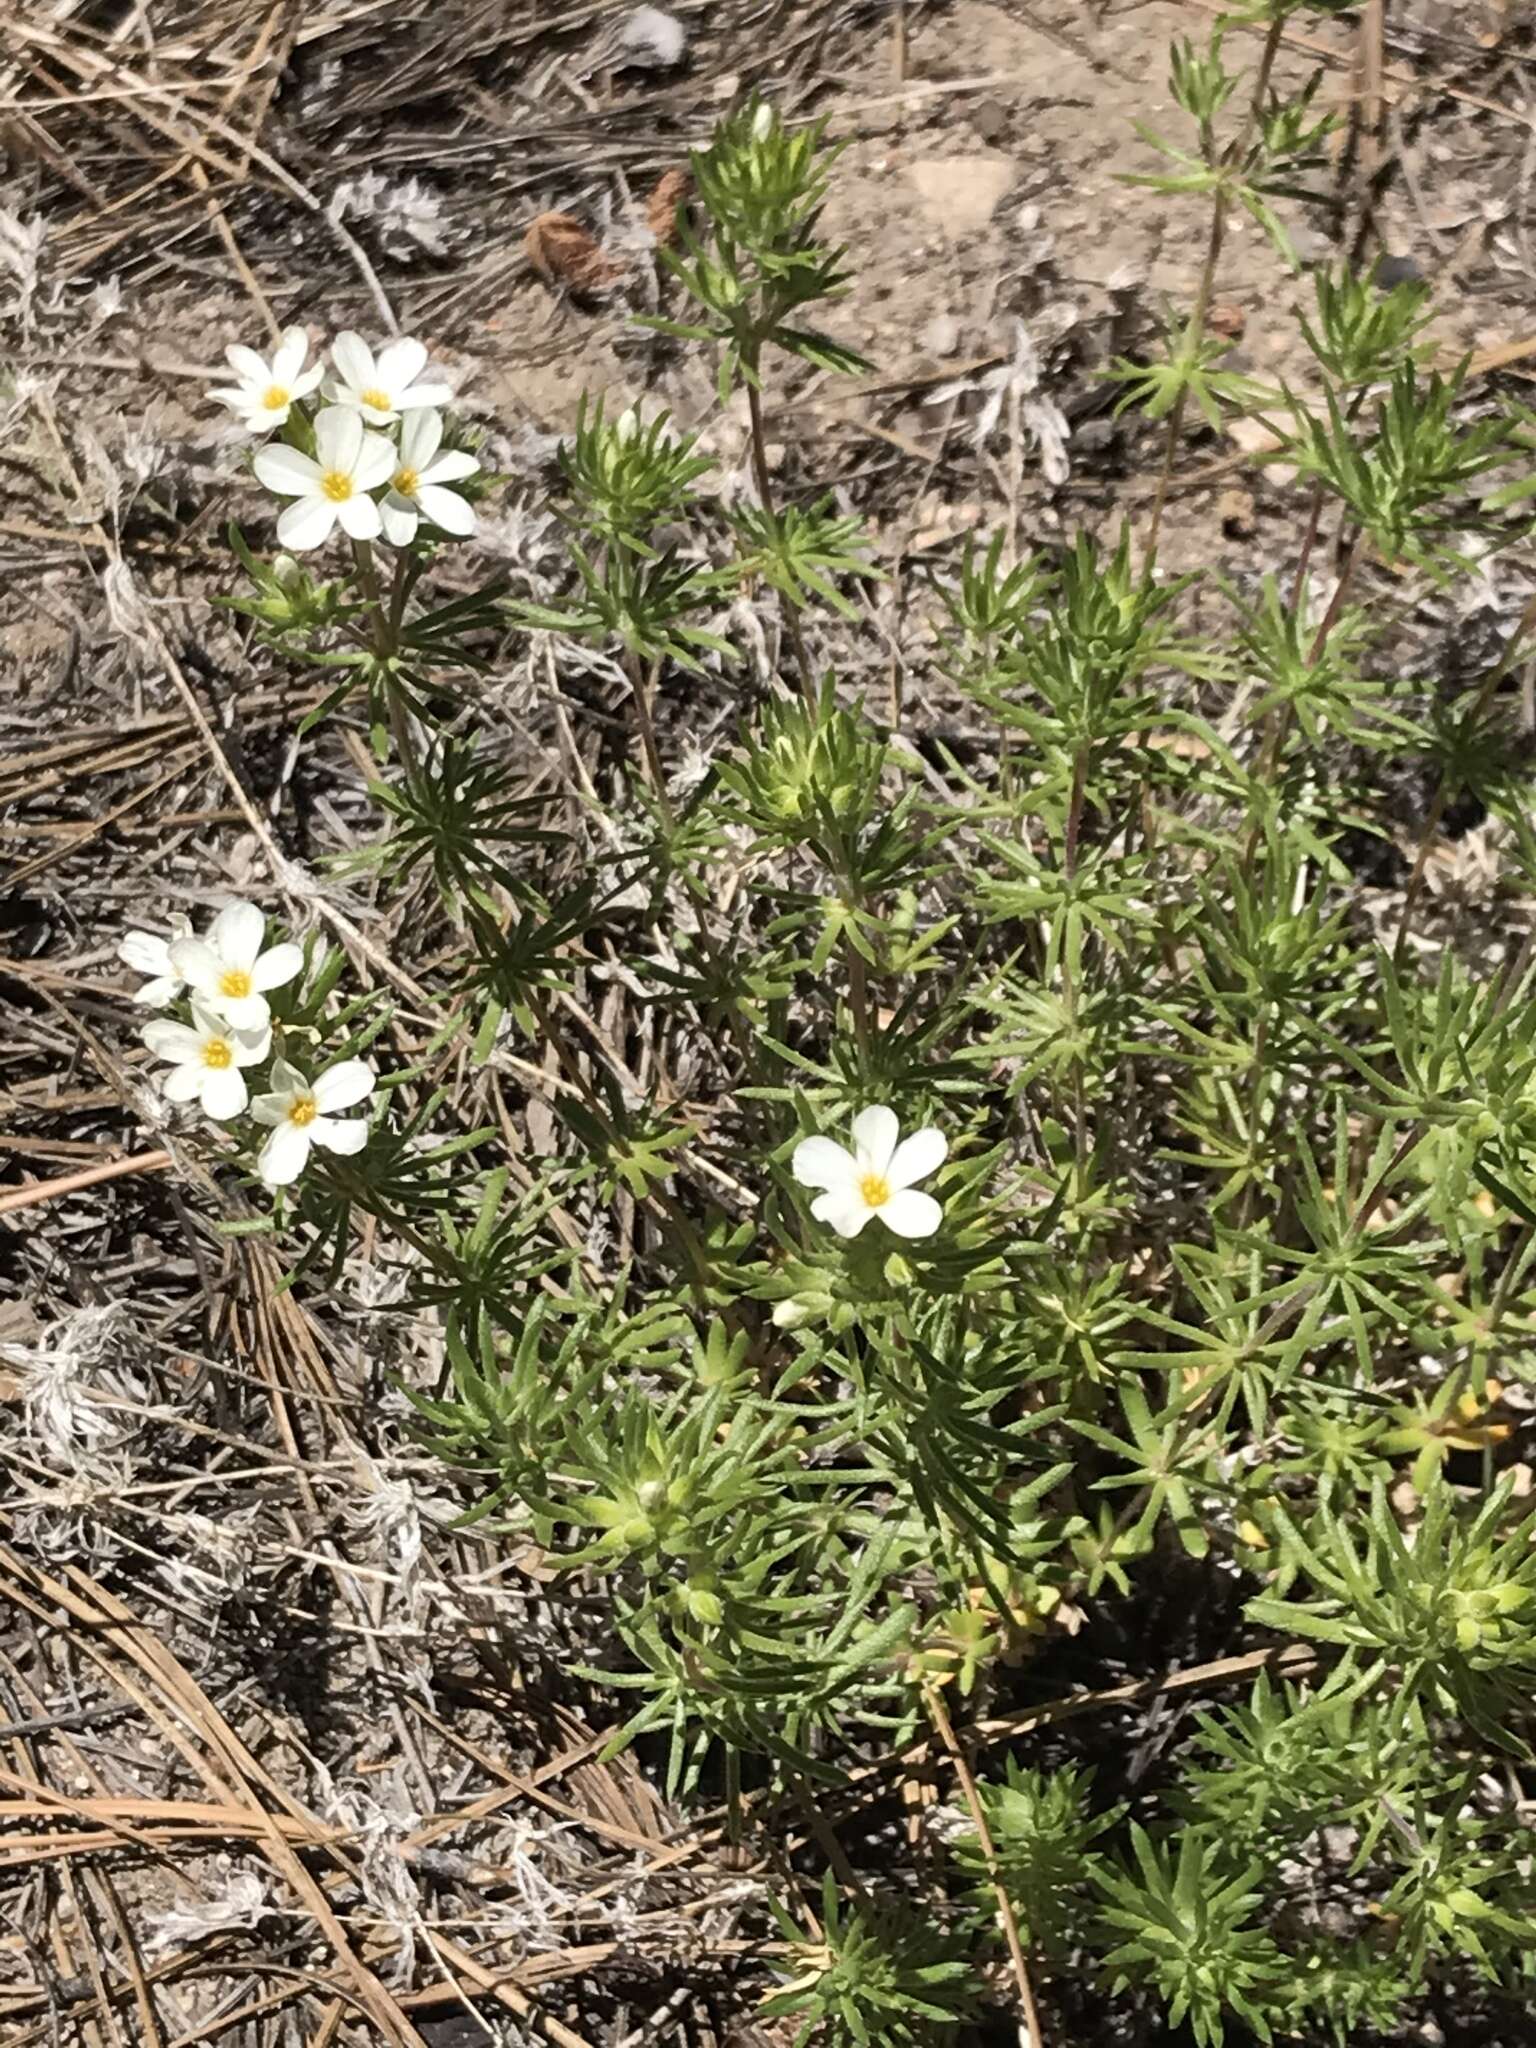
351,432,397,492
187,998,230,1039
850,1105,899,1176
211,900,264,967
888,1127,947,1190
400,407,441,466
251,1090,293,1127
313,1059,376,1112
314,404,363,470
201,1066,249,1120
421,448,478,484
336,492,382,540
119,930,171,975
792,1136,857,1191
879,1189,944,1239
225,343,268,383
277,495,337,550
251,941,303,992
311,1115,369,1157
143,1020,201,1062
395,381,452,411
268,1056,309,1096
161,1062,203,1103
417,483,475,536
259,1120,312,1186
211,384,252,411
232,1024,272,1065
380,494,418,547
811,1189,874,1238
331,330,374,393
273,327,309,382
169,936,221,990
253,442,321,496
376,336,427,390
133,974,181,1008
214,991,271,1033
290,364,325,398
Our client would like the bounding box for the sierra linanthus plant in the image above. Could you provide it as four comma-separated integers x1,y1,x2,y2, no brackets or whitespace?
128,34,1536,2047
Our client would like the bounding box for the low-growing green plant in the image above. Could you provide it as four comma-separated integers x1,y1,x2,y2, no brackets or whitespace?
117,19,1536,2045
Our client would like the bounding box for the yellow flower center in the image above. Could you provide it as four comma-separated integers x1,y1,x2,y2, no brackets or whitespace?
288,1094,319,1128
393,466,420,497
360,386,392,413
262,384,289,411
320,469,353,502
859,1172,892,1209
219,967,253,1000
202,1037,233,1070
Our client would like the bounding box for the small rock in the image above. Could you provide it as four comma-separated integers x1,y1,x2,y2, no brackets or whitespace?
907,154,1015,236
1208,301,1246,341
1229,413,1296,485
972,95,1009,144
1288,221,1333,266
1375,250,1423,288
920,312,961,357
1073,417,1117,456
1218,486,1256,538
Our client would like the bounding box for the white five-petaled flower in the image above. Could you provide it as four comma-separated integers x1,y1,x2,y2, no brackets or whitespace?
142,1002,270,1121
252,406,395,550
379,409,479,547
326,332,452,426
167,899,304,1032
791,1106,947,1240
118,912,193,1007
211,328,323,433
252,1056,376,1187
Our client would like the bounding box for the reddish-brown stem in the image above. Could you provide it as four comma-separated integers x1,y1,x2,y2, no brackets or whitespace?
744,374,816,703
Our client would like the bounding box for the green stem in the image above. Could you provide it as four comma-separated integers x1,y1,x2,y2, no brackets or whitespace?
353,537,420,775
1146,15,1285,558
744,354,816,704
1242,526,1366,881
626,652,675,830
1235,1006,1270,1231
1062,745,1091,1179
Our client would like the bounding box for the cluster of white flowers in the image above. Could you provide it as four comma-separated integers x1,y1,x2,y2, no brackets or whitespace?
215,327,478,552
123,906,943,1242
120,899,376,1190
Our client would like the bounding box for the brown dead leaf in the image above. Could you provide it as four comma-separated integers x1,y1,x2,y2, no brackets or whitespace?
524,211,618,294
646,168,692,244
